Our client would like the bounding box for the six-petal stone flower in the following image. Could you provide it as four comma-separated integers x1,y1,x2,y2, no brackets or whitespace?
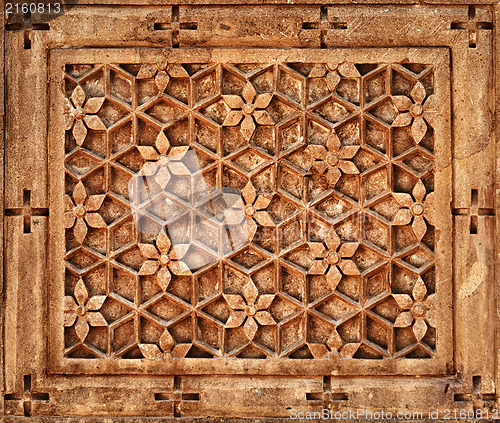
308,229,360,290
222,81,274,141
63,278,107,342
138,230,192,292
393,276,436,342
392,179,436,242
391,81,437,144
64,181,107,244
64,85,106,146
223,278,276,341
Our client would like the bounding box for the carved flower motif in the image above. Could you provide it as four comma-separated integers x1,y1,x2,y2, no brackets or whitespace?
136,62,190,92
138,229,191,292
63,278,107,342
306,62,361,92
137,131,191,189
224,278,276,341
65,181,106,244
307,131,359,187
223,181,274,241
139,328,191,359
306,328,361,359
393,276,436,341
222,82,274,141
308,228,360,290
64,85,106,146
392,179,436,242
391,81,437,144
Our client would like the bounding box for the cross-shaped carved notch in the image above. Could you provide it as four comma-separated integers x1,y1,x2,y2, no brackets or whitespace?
154,376,200,417
5,189,49,233
454,376,496,411
451,6,493,48
4,375,49,416
301,7,347,48
306,377,349,408
153,6,197,48
452,189,494,235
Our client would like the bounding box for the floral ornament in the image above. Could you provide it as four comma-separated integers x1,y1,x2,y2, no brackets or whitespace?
136,62,190,92
139,328,191,359
306,62,361,93
223,181,274,242
393,276,436,341
307,329,361,359
307,131,359,187
223,278,276,341
137,130,190,189
308,228,360,290
391,81,437,144
138,229,191,292
65,181,106,244
392,179,436,242
63,278,107,342
64,85,106,146
222,82,274,141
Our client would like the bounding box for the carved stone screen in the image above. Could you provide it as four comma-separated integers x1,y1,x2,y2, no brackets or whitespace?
3,2,499,420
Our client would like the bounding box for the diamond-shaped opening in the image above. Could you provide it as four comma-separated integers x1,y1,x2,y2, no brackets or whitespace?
147,295,187,322
279,264,305,302
230,246,268,270
141,194,187,225
336,173,360,202
308,75,330,105
368,98,398,125
315,194,355,220
85,326,108,354
133,212,162,241
165,77,189,105
167,275,192,303
337,314,361,343
74,131,106,158
393,224,420,254
308,313,335,344
122,346,143,358
336,117,361,146
267,96,300,123
196,264,221,302
166,213,191,244
391,70,414,96
193,213,220,256
109,163,134,199
233,148,271,174
223,263,251,294
283,244,310,272
362,167,389,201
308,275,333,303
65,149,103,178
250,166,274,194
251,125,275,156
65,247,102,271
143,96,186,125
254,325,276,354
165,117,189,147
110,69,133,104
336,78,360,106
183,245,217,272
109,118,133,155
335,275,361,302
312,98,351,124
395,327,416,352
315,296,358,322
267,195,299,224
391,263,418,294
400,246,434,271
392,126,415,157
306,118,330,145
253,226,277,254
405,344,432,358
366,266,389,298
400,63,427,76
140,275,162,303
221,67,246,95
352,245,386,272
66,64,95,78
197,316,221,351
369,195,400,222
186,344,214,358
137,115,162,146
401,149,433,176
277,66,304,105
251,263,276,294
371,296,399,324
165,174,191,203
222,125,247,155
249,67,274,93
286,147,311,173
137,78,159,106
111,319,135,352
115,244,142,272
363,214,390,252
333,216,360,243
236,345,267,359
268,295,301,323
364,70,386,104
287,63,315,77
80,71,105,97
289,345,314,359
67,344,102,358
352,148,383,173
100,296,133,324
110,264,137,302
392,165,418,193
278,116,303,154
366,316,390,351
194,117,218,154
139,316,164,344
365,118,389,155
279,216,305,250
278,164,304,201
200,98,229,125
169,316,194,344
183,63,211,77
280,315,305,352
97,98,130,128
353,343,384,359
202,296,230,324
193,68,218,105
66,224,106,254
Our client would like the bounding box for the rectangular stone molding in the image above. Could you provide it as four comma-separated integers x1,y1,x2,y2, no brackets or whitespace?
2,2,499,419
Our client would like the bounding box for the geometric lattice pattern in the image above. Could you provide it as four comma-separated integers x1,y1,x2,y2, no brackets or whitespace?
62,61,438,360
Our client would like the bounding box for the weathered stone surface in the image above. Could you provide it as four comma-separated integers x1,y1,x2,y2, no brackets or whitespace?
2,1,499,420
